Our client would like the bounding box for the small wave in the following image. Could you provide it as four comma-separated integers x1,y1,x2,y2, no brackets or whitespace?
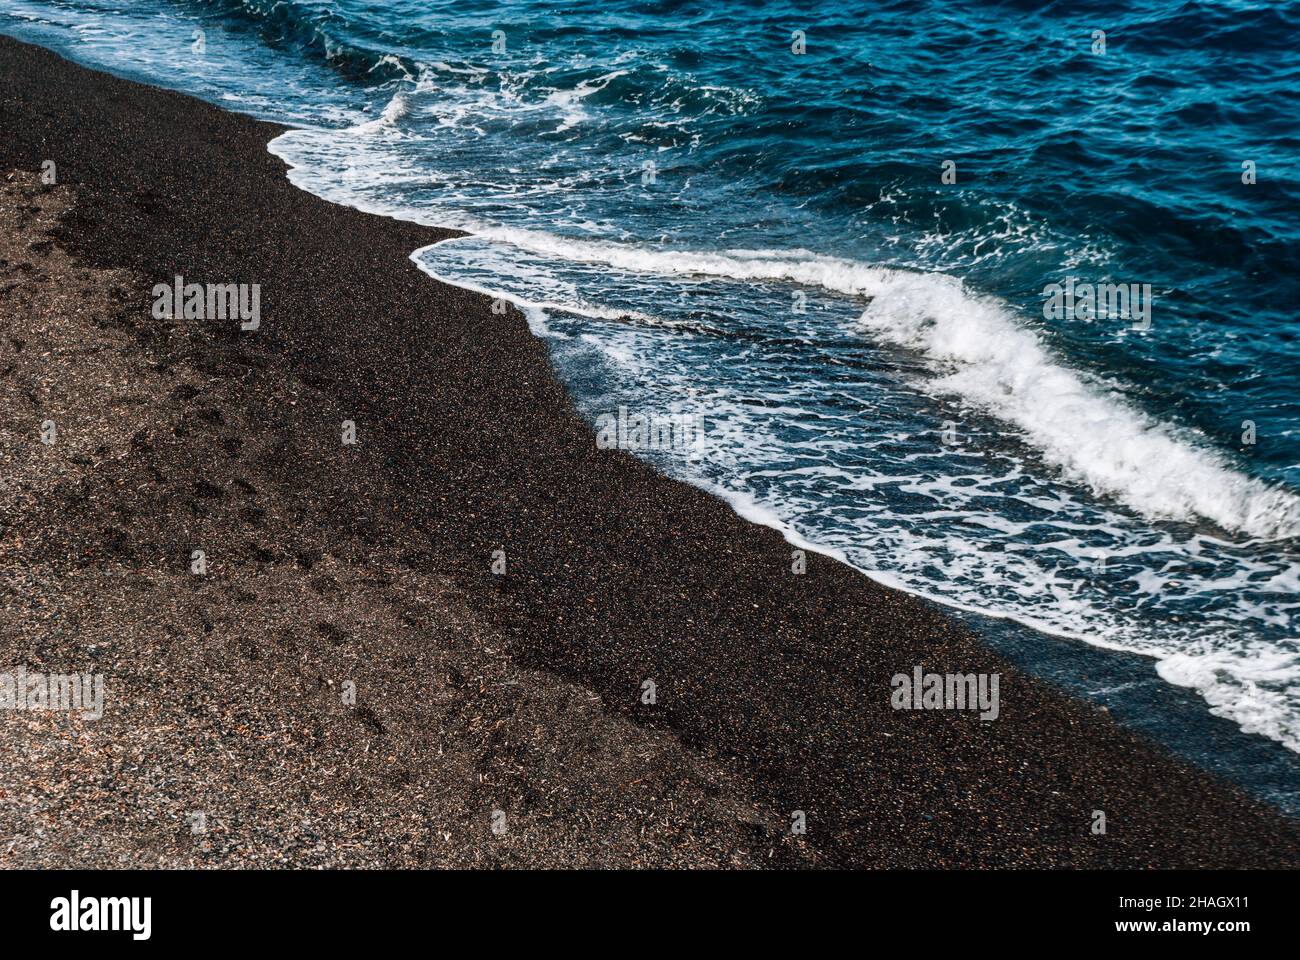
411,236,660,327
444,230,1300,539
854,274,1300,539
221,0,418,83
349,88,412,133
541,69,631,131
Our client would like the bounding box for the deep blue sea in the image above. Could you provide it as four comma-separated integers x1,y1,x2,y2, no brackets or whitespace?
4,1,1299,790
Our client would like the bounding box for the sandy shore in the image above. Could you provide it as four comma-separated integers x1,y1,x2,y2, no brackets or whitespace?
1,35,1297,868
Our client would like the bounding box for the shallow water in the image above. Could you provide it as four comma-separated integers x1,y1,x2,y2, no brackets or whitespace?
4,1,1298,781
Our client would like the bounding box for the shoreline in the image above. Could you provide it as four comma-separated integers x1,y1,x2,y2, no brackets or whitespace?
2,34,1298,867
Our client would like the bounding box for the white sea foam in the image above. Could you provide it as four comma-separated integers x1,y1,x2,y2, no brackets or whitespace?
1157,647,1300,745
351,89,411,132
541,69,629,131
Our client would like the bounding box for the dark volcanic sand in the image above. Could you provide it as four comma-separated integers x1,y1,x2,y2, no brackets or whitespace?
1,35,1297,868
0,171,800,868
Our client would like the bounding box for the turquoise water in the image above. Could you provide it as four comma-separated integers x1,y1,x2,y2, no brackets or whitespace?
3,1,1299,773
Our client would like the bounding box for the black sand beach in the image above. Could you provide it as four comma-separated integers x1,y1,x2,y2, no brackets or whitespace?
2,35,1298,868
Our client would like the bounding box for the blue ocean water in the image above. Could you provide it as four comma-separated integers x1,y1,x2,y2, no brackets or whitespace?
4,2,1299,765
